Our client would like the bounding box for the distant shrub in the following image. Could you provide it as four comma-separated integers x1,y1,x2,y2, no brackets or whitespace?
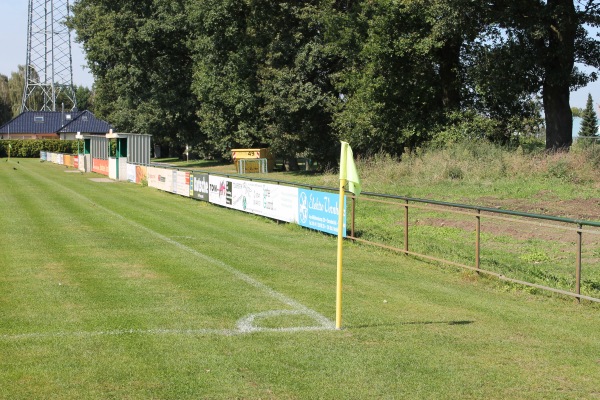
0,140,76,158
546,159,573,181
445,165,464,180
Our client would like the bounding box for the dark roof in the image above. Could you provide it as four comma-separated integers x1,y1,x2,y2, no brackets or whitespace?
0,110,111,135
59,110,111,134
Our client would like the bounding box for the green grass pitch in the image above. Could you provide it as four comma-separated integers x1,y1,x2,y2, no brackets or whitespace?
1,159,599,399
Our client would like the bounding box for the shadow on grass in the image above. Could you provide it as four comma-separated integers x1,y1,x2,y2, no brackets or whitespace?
153,158,229,169
284,170,324,177
350,320,475,329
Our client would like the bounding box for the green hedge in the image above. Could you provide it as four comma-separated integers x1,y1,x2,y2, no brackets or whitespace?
0,140,80,158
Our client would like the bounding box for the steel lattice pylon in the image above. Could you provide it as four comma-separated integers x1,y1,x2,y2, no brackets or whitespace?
21,0,77,112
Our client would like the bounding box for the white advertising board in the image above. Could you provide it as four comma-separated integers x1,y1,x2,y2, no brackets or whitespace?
126,163,136,183
208,176,298,223
147,166,175,193
174,171,190,197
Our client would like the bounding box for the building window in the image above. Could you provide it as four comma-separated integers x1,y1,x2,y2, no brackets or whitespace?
34,116,44,123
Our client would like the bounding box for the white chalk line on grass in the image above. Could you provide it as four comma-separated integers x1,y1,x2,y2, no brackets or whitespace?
1,309,334,340
2,169,335,340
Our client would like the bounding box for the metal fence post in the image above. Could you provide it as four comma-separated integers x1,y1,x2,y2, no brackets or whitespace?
476,209,481,271
351,196,356,239
576,224,582,302
404,199,409,254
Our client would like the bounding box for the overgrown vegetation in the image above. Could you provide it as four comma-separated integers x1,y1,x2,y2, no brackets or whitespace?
272,140,600,200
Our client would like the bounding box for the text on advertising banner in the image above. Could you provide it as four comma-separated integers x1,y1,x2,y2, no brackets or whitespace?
208,175,298,223
175,171,190,197
297,189,346,236
238,180,298,223
190,173,210,201
147,166,174,192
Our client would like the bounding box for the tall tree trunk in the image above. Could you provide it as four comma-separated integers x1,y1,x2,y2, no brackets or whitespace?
438,39,462,111
543,0,577,150
543,82,572,150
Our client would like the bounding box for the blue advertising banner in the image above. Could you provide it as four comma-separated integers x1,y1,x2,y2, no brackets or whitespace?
297,189,346,236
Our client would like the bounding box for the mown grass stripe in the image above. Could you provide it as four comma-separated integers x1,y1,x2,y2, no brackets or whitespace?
3,160,334,337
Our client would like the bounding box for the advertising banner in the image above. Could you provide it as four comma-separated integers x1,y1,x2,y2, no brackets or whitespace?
190,173,209,201
239,180,298,222
63,155,72,167
136,165,147,184
297,189,346,236
147,166,174,192
208,176,298,223
108,158,118,180
208,175,237,208
175,171,190,197
92,158,109,175
127,163,136,183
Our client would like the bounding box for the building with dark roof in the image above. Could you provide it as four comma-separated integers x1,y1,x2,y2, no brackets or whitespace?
0,110,111,140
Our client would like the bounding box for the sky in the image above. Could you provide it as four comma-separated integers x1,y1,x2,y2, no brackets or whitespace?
0,1,93,88
0,1,598,109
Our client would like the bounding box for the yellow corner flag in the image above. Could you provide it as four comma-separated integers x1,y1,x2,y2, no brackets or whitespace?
339,141,361,197
336,141,360,330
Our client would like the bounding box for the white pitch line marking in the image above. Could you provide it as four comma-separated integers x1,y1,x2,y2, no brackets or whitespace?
2,168,336,339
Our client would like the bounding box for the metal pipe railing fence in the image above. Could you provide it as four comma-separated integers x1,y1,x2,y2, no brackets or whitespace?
151,164,600,303
348,193,600,303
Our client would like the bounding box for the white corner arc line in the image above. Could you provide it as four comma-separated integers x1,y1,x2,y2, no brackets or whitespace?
2,170,335,339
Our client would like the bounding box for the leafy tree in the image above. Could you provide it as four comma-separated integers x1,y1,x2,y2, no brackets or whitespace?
579,93,598,138
68,0,600,160
328,0,492,155
0,74,12,125
571,107,584,118
187,0,262,157
328,0,439,155
188,0,338,166
257,2,339,168
487,0,600,150
70,0,199,154
74,85,94,112
8,67,27,115
0,66,41,118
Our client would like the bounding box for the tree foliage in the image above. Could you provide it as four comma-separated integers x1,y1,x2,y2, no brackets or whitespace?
69,0,199,154
579,93,599,138
68,0,600,162
0,75,11,125
484,0,600,149
74,86,94,112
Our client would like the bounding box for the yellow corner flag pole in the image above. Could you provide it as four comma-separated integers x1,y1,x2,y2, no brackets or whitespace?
336,141,361,330
336,144,347,330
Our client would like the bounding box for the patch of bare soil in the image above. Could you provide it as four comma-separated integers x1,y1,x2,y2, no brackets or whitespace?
474,196,600,223
416,195,600,246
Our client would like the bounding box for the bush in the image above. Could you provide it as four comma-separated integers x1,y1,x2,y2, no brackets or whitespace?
0,140,77,158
